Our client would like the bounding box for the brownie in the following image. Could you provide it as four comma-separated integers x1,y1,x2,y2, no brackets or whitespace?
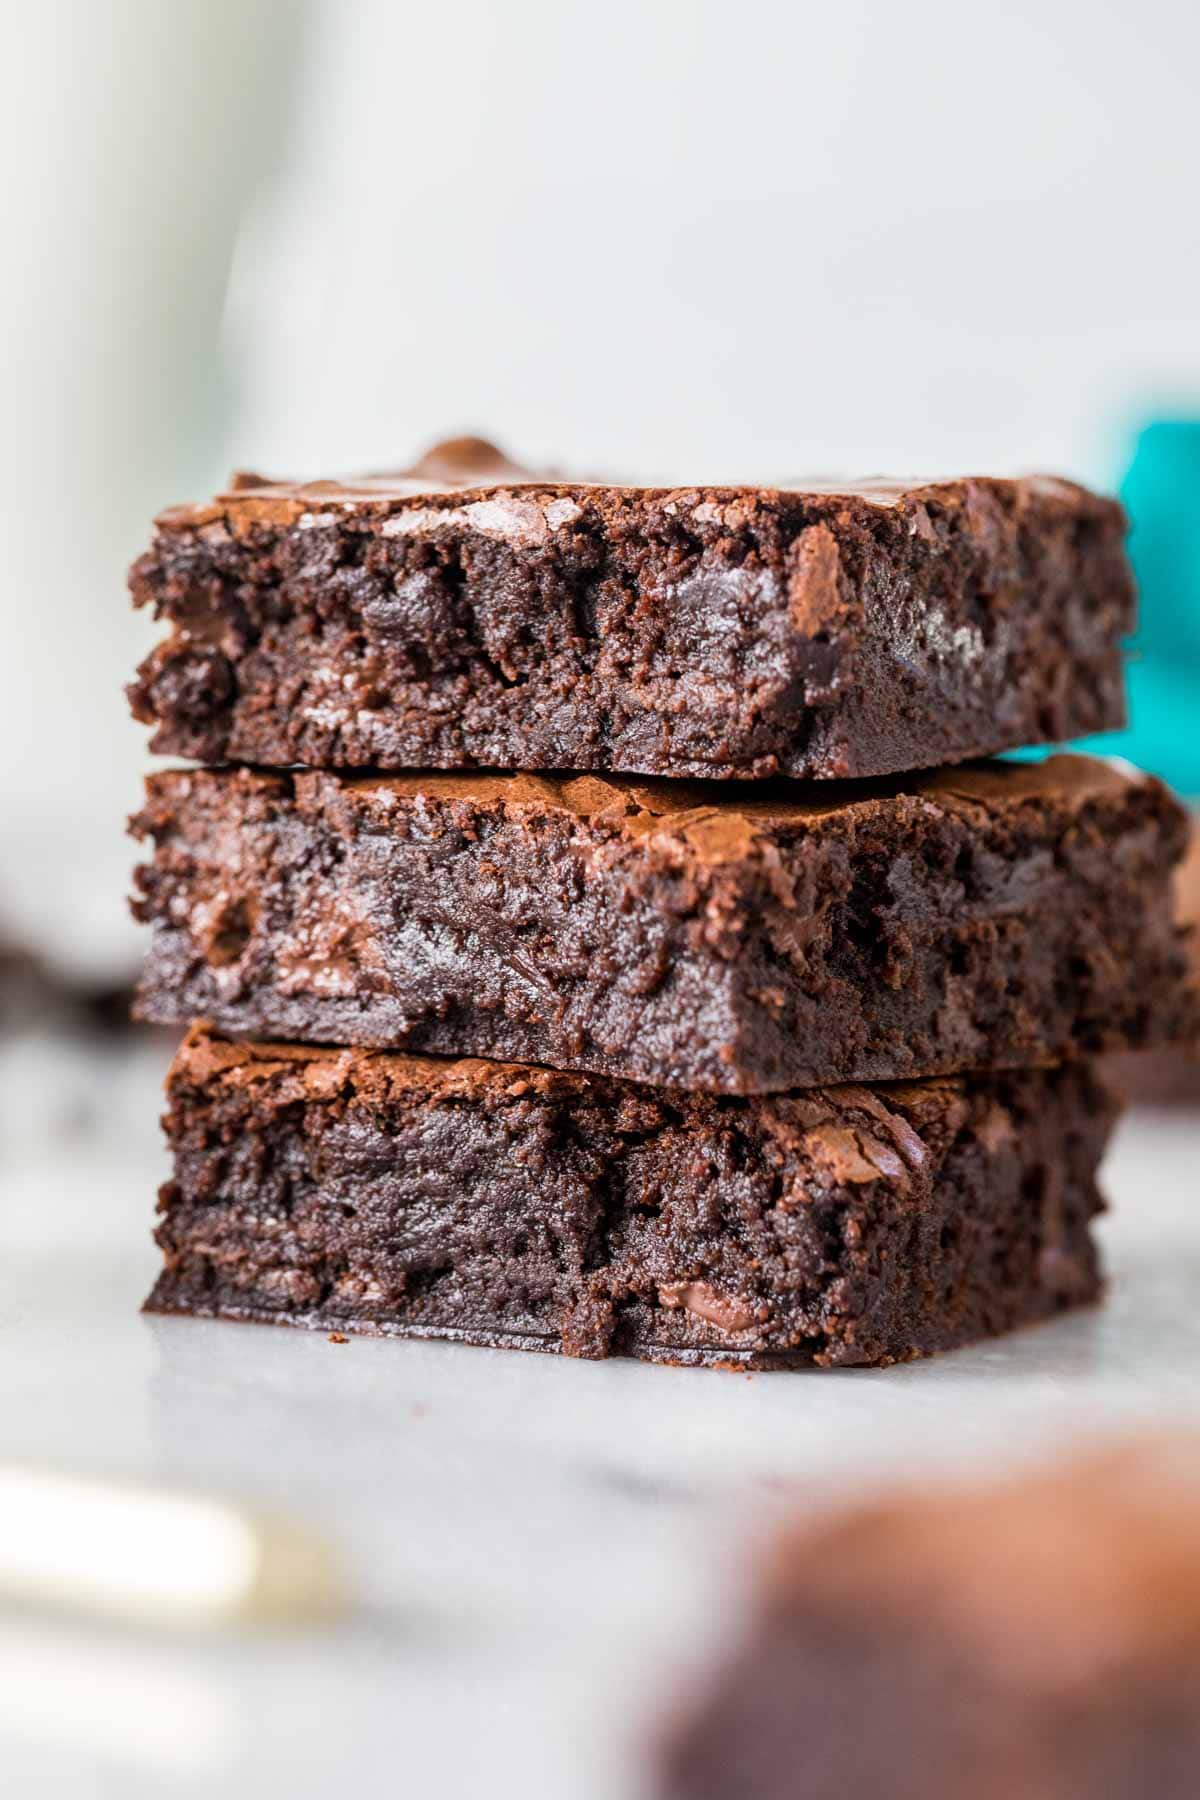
0,935,56,1031
130,755,1194,1094
146,1026,1112,1368
0,928,137,1038
127,437,1133,780
1105,815,1200,1105
660,1441,1200,1799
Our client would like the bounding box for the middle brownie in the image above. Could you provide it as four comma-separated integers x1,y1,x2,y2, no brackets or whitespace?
131,754,1192,1095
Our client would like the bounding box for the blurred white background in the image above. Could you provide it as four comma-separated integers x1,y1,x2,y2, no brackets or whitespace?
3,0,1199,972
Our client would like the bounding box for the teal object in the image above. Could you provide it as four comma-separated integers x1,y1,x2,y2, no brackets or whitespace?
1070,420,1200,796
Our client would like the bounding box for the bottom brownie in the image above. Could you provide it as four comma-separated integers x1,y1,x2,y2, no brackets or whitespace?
147,1027,1114,1369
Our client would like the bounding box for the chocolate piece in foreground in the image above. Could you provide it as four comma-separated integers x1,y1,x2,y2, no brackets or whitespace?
660,1440,1200,1800
127,439,1133,780
147,1028,1112,1368
132,755,1194,1094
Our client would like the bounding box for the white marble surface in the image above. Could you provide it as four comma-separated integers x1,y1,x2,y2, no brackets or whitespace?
3,1036,1199,1800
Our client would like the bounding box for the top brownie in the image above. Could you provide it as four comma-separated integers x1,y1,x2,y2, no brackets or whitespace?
127,437,1133,780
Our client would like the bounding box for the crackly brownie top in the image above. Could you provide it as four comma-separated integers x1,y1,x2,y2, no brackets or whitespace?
314,753,1162,867
170,1023,575,1106
146,754,1166,876
170,1024,1007,1181
759,1440,1200,1689
153,434,1119,541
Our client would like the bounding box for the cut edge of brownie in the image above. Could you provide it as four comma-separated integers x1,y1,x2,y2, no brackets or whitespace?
129,755,1195,1094
145,1027,1114,1370
127,447,1134,780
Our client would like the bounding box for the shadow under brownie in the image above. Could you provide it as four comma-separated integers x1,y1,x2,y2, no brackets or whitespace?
132,755,1194,1094
147,1027,1114,1369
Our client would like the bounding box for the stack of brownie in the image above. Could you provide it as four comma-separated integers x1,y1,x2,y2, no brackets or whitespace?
126,438,1195,1368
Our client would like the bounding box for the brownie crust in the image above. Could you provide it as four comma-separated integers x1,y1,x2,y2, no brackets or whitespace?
127,441,1133,780
660,1442,1200,1799
131,755,1194,1094
146,1027,1112,1369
